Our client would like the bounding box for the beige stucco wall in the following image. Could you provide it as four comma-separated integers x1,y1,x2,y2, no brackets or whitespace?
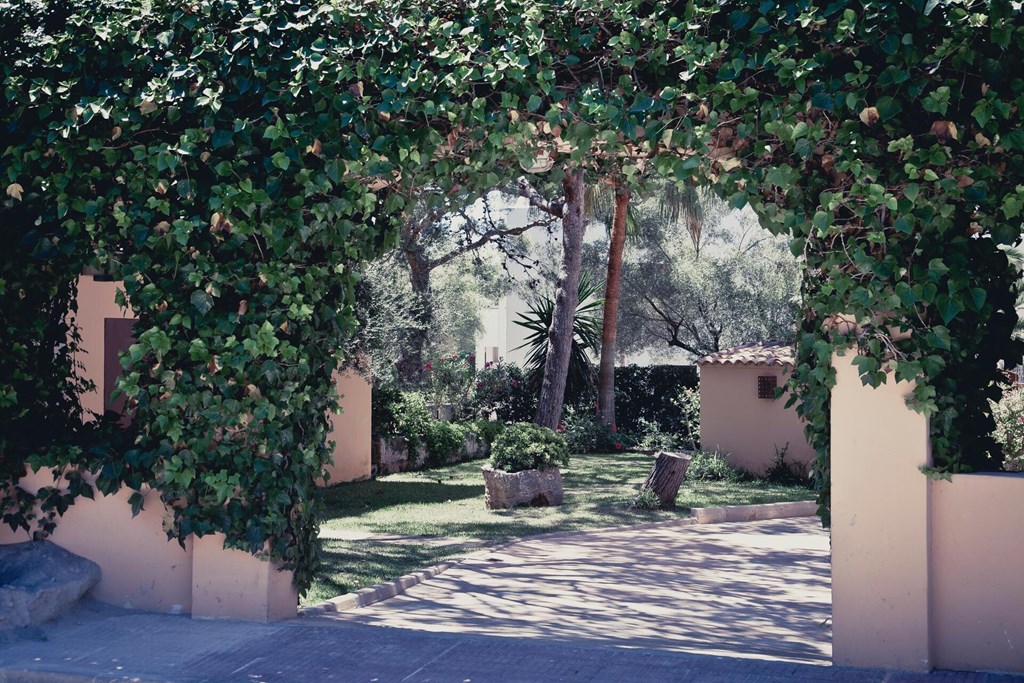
698,364,816,474
931,473,1024,673
0,275,296,620
323,369,372,485
830,352,932,670
830,351,1024,674
0,469,195,614
0,470,297,620
74,275,131,417
191,534,297,621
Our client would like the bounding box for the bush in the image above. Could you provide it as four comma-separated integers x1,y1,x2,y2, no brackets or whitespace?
470,362,536,423
490,423,570,473
613,364,699,435
371,384,405,437
991,388,1024,472
423,420,466,468
634,417,683,451
424,352,476,419
672,387,701,450
468,419,506,449
762,444,810,486
686,450,739,482
631,488,662,510
560,405,631,454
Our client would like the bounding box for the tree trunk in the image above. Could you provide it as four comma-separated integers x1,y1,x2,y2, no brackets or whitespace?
596,182,630,427
534,168,587,430
396,248,432,384
641,451,692,508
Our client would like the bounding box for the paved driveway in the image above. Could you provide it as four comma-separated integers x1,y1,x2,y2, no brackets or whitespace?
317,517,832,665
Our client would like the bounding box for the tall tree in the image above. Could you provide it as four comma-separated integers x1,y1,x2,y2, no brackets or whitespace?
617,200,801,358
534,168,587,429
394,189,554,383
595,179,630,428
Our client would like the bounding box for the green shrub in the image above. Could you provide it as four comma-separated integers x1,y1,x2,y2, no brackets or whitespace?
424,352,476,420
423,420,466,468
490,423,570,473
762,444,810,486
991,388,1024,472
469,362,536,423
613,365,699,435
560,405,632,454
686,450,739,482
635,417,682,451
468,419,506,448
371,384,405,437
672,387,701,450
631,488,662,510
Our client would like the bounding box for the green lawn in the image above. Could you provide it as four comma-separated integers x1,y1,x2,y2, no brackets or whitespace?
305,451,815,606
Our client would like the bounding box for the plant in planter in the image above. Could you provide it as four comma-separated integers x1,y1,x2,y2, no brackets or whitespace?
482,423,569,509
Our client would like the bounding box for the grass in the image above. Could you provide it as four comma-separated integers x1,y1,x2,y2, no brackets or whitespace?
304,451,816,606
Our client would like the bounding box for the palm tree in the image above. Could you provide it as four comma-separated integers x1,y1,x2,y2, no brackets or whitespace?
514,272,603,406
592,177,710,428
595,178,630,428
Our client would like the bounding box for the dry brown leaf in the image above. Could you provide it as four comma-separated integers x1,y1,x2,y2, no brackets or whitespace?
859,107,879,126
930,120,957,142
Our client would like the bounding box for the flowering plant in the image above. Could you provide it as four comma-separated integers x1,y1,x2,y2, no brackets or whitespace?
424,352,476,419
470,361,535,423
991,388,1024,472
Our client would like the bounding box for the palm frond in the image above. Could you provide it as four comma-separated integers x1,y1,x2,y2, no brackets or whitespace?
514,271,604,403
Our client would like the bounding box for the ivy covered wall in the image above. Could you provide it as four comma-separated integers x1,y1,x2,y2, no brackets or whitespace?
1,0,1021,587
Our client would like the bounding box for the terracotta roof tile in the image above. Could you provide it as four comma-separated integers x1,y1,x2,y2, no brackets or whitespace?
697,342,795,367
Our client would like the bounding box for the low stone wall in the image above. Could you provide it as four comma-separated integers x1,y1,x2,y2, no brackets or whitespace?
371,433,487,475
0,469,296,621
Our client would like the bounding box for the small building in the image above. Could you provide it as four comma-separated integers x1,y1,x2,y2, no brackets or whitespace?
697,342,816,475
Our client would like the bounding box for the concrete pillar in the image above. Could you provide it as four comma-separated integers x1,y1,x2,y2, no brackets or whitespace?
190,534,297,622
322,369,372,485
830,351,932,670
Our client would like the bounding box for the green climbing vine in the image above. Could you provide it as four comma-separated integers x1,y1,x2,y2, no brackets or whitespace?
2,0,1021,588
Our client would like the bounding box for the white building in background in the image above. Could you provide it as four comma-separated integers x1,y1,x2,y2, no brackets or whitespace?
475,294,532,369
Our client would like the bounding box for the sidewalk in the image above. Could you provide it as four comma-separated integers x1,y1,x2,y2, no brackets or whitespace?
1,604,1021,683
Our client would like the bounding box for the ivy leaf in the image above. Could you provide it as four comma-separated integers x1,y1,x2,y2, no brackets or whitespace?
190,290,214,315
936,294,965,324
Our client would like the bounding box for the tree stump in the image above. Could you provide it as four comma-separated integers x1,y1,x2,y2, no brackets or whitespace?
641,451,692,508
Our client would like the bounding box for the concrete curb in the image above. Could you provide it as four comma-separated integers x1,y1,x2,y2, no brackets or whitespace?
300,562,453,616
302,499,818,617
691,499,819,524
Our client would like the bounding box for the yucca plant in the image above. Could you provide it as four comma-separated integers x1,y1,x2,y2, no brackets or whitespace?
514,272,603,406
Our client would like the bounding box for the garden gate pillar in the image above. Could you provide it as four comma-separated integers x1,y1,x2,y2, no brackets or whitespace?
830,351,932,671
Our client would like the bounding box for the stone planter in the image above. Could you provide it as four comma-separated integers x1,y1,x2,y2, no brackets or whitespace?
482,465,564,510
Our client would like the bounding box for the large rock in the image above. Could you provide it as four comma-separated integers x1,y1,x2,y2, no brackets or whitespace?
0,541,101,629
482,465,564,510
